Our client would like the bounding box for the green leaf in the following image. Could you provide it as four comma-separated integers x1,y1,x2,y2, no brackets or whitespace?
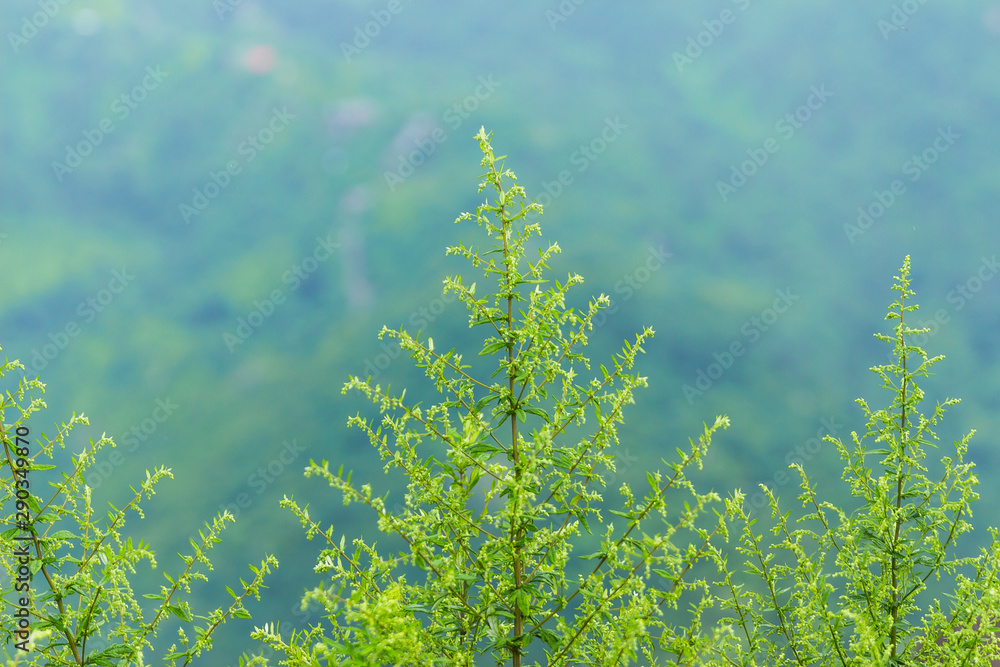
166,604,192,622
480,340,507,356
47,529,77,540
85,643,134,667
523,406,551,421
516,591,530,617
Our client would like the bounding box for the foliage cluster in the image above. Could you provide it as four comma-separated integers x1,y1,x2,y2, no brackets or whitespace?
3,128,999,666
0,351,277,665
702,255,1000,666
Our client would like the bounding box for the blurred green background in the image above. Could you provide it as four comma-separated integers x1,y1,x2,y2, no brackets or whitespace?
2,0,1000,663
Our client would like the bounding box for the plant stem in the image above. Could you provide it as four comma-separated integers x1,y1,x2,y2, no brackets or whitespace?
890,290,908,661
496,180,523,667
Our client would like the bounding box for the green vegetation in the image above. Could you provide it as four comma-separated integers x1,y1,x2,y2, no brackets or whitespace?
251,127,729,665
0,350,277,665
704,255,1000,665
3,129,999,665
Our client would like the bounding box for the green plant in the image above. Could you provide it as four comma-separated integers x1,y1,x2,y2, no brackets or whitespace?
252,127,731,666
704,256,1000,666
253,130,1000,666
0,347,278,666
7,127,998,667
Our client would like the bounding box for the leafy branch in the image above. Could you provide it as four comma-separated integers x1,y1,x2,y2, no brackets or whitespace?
0,348,277,666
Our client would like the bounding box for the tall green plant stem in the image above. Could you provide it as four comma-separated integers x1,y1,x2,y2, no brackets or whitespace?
255,127,730,666
495,155,525,667
707,256,1000,666
889,299,907,662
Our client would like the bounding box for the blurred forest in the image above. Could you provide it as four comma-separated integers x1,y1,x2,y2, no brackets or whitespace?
2,0,1000,663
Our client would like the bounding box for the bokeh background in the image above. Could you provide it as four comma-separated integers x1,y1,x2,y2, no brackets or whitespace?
2,0,1000,663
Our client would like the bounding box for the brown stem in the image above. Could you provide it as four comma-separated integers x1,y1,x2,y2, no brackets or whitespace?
890,294,908,660
495,183,523,667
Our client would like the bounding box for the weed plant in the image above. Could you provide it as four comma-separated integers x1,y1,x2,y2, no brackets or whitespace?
0,353,276,665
